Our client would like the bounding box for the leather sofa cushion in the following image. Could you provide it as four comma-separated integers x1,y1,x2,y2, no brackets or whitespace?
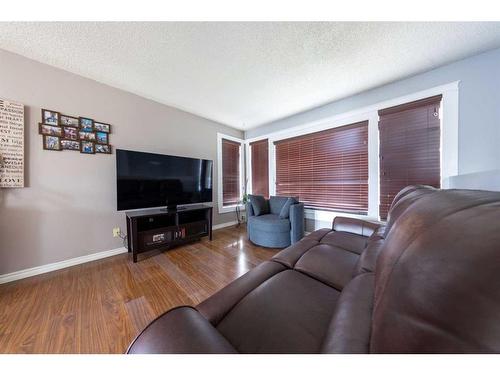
353,238,385,276
248,214,291,233
294,243,359,290
272,238,321,268
216,269,340,353
320,231,369,255
127,306,237,354
321,273,374,353
249,194,269,216
197,261,286,325
273,228,370,269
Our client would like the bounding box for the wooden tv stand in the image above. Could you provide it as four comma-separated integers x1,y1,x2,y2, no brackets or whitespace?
125,205,213,262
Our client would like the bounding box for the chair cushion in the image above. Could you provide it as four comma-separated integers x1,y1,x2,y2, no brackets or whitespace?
216,269,340,353
249,194,269,216
248,214,290,233
269,196,290,215
279,197,298,219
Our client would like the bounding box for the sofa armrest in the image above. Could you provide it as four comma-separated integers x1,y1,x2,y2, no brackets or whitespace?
127,306,237,354
197,261,286,325
332,216,381,237
290,203,305,244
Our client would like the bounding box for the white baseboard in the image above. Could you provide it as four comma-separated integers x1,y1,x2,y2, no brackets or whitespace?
0,247,128,285
0,221,241,285
213,220,239,230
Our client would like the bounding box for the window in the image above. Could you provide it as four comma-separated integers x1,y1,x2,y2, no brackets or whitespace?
378,95,442,219
250,139,269,197
274,121,369,213
217,134,243,213
222,139,241,206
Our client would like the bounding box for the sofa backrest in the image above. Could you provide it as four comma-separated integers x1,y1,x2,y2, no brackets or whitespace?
383,184,437,235
370,187,500,353
323,185,500,353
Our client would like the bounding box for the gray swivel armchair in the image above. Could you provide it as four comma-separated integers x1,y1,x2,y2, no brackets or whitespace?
246,195,304,248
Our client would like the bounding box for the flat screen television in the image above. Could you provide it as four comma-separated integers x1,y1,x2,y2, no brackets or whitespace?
116,149,213,211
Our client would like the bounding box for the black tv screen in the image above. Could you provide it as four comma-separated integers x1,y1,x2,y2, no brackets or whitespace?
116,149,213,211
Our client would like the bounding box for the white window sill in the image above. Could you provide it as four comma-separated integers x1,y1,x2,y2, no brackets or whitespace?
304,208,378,224
218,204,246,214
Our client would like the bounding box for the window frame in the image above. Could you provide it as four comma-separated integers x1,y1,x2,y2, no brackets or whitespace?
217,133,245,214
245,81,459,226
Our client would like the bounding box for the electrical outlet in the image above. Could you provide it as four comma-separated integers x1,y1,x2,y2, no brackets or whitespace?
113,227,121,238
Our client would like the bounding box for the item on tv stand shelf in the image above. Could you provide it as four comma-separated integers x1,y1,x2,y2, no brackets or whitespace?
125,204,213,262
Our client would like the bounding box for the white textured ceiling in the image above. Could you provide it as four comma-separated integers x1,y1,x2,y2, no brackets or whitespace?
1,22,500,130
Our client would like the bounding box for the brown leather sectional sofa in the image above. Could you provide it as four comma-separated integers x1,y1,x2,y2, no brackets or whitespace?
127,185,500,353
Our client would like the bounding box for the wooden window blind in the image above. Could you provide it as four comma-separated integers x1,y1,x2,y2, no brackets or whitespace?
378,95,442,220
274,121,369,213
222,138,241,206
250,139,269,197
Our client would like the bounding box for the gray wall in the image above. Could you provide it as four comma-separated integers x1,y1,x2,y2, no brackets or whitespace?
246,47,500,177
0,49,242,275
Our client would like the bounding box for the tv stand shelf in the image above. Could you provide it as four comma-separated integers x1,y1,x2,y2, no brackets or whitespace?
125,205,213,262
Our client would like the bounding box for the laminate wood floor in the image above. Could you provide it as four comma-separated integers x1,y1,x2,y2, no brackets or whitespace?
0,226,275,353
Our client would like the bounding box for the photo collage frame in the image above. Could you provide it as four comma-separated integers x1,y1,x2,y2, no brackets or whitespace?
39,109,112,154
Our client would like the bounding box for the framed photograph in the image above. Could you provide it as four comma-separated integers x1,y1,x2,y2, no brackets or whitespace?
62,126,78,140
41,109,60,126
43,135,62,151
39,123,63,137
79,131,96,141
80,141,95,154
60,114,79,127
61,139,80,151
94,122,111,133
95,144,112,154
79,117,94,132
96,131,109,144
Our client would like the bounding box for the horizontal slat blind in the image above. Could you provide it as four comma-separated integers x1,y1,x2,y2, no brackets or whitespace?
250,139,269,197
222,138,241,206
378,95,442,220
274,121,369,213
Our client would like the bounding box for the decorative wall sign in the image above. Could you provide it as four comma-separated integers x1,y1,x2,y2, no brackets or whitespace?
39,109,113,155
0,98,25,188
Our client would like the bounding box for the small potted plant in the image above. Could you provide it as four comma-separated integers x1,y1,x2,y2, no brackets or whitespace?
236,179,249,226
